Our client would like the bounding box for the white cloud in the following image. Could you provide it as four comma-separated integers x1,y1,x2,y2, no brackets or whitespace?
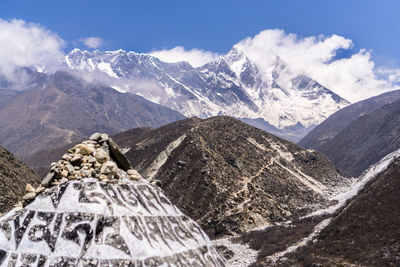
148,30,400,102
0,18,65,79
235,29,400,102
149,46,219,67
80,37,103,49
377,68,400,84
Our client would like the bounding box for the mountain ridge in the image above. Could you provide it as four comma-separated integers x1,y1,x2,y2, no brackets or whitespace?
281,153,400,266
299,90,400,177
112,116,345,237
66,47,349,140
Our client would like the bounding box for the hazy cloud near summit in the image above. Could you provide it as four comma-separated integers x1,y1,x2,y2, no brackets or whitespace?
149,46,220,67
235,29,399,102
0,19,65,80
80,37,104,49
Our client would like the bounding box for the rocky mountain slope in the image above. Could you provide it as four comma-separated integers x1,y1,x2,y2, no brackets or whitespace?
0,135,225,266
24,117,345,238
299,90,400,177
66,48,349,141
0,70,184,158
112,116,345,237
0,146,40,215
282,153,400,266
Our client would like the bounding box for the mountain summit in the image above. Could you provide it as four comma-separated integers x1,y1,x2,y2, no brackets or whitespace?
66,48,349,140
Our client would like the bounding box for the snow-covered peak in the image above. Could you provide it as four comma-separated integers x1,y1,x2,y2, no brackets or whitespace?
64,47,350,139
201,56,236,77
224,46,246,62
224,47,252,78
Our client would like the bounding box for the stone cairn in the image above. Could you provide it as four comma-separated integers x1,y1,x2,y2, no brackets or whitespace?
20,133,142,207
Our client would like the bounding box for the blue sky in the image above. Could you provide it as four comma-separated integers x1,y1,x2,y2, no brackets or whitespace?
1,0,399,67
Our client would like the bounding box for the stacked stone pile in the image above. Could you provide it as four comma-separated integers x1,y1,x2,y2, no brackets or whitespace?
20,133,142,206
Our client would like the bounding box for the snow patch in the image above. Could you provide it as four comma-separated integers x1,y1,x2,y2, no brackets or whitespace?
97,62,118,78
247,137,268,151
213,237,258,267
142,134,187,180
305,148,400,218
266,218,332,263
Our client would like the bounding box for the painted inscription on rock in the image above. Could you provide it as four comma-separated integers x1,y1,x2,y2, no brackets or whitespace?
0,179,225,266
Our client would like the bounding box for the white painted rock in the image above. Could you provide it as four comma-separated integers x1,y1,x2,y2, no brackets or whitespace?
0,180,225,266
0,134,225,266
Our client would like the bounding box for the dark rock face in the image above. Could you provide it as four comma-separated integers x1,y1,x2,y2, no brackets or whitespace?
0,137,225,266
284,157,400,266
108,117,343,238
0,70,184,158
0,146,39,215
299,90,400,177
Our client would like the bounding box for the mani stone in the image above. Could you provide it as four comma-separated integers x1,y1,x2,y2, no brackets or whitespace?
0,135,225,266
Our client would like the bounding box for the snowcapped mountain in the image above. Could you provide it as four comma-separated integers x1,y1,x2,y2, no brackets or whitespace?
65,47,350,141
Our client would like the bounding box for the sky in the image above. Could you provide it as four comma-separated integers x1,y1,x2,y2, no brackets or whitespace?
0,0,399,101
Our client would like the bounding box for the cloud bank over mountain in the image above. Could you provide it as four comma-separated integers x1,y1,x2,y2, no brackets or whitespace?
80,36,104,49
0,19,65,80
0,18,398,102
149,46,220,67
150,29,400,102
234,29,398,102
